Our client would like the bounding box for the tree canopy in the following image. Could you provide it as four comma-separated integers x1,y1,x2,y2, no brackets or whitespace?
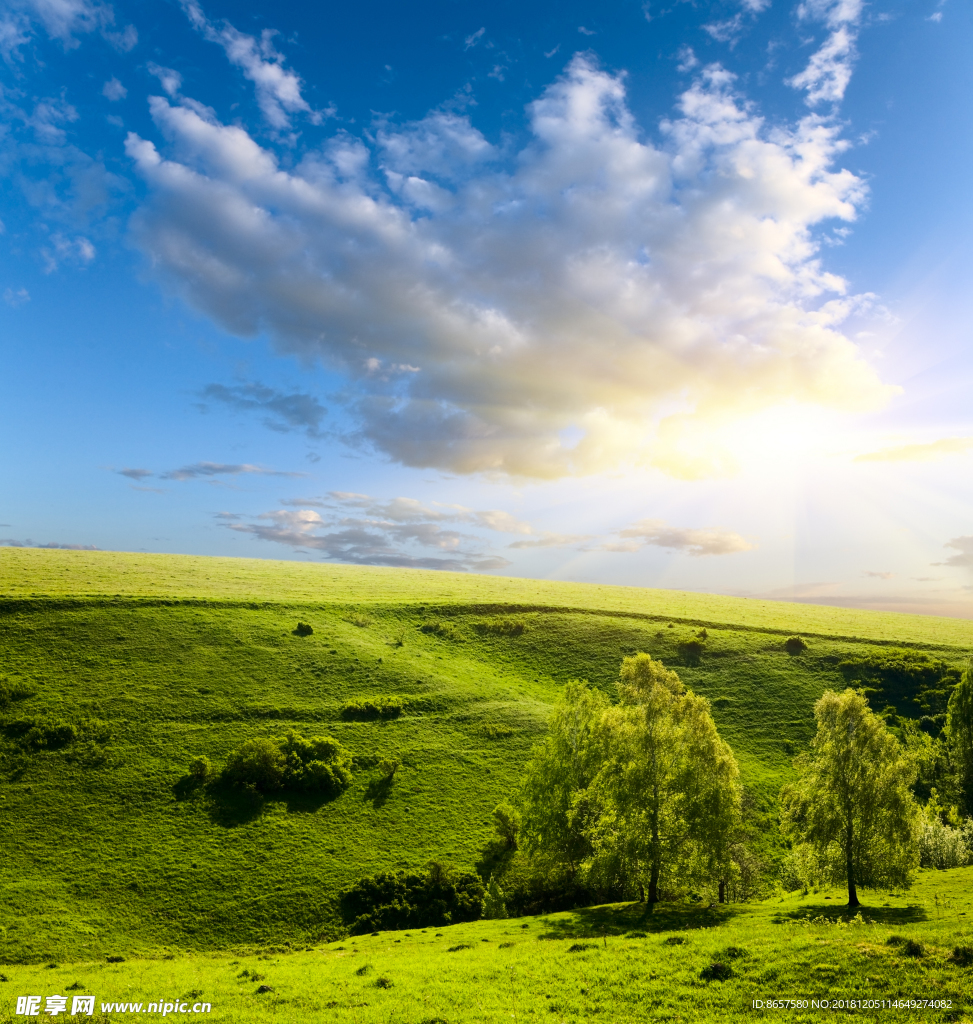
780,688,921,908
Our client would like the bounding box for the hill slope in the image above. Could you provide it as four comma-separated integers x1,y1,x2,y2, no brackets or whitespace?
1,550,970,965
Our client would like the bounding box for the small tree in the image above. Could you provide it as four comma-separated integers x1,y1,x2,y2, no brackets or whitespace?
482,875,509,919
378,756,401,780
492,803,521,850
781,688,921,908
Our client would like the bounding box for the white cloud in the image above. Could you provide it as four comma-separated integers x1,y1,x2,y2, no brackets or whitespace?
102,76,126,101
788,0,863,106
464,27,485,50
6,0,135,51
126,56,890,479
148,62,183,97
179,0,318,130
606,518,755,556
3,286,30,306
41,232,95,272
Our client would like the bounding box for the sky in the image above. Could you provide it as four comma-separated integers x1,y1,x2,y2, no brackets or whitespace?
1,0,972,617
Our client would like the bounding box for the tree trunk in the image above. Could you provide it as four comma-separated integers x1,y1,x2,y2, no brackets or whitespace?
648,860,660,905
638,881,646,903
846,824,860,908
718,879,726,904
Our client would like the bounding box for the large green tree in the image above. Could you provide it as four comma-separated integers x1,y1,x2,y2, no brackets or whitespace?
945,660,973,816
518,655,741,905
589,654,741,904
780,688,921,908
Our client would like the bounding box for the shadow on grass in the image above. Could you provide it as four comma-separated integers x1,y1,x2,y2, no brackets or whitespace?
535,900,747,940
771,902,928,925
172,775,339,826
363,774,393,808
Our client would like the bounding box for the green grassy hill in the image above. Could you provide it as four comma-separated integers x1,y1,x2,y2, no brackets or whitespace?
2,869,972,1023
1,549,971,971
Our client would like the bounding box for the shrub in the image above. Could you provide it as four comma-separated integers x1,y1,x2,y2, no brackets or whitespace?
567,943,596,953
377,757,400,779
480,723,514,740
903,939,925,958
341,696,405,721
482,876,508,919
292,622,313,637
222,732,352,797
677,638,705,664
0,677,33,708
419,619,456,639
700,962,733,981
374,977,393,989
188,756,212,781
9,715,110,751
785,636,809,655
920,819,969,869
340,863,484,934
664,935,685,945
950,946,973,967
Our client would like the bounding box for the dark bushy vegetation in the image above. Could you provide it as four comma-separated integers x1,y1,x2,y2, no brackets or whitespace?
784,636,808,655
419,619,457,639
292,621,314,637
5,715,110,750
340,695,405,721
839,649,961,723
221,730,352,796
0,676,34,707
340,863,485,934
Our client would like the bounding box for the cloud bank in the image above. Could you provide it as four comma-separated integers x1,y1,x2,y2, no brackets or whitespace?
126,54,890,479
603,518,754,556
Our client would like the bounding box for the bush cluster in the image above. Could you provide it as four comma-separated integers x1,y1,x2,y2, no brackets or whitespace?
419,619,456,639
340,696,405,721
221,730,352,797
340,863,484,934
7,715,110,751
0,677,34,708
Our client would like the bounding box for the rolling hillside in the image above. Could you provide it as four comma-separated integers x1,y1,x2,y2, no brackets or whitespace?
1,549,971,967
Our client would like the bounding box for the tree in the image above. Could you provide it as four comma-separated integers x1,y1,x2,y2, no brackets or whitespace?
780,688,921,908
517,655,741,906
518,681,611,875
588,654,741,904
945,660,973,816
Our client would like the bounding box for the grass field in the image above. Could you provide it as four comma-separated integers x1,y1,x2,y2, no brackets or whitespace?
2,548,973,1020
2,868,972,1023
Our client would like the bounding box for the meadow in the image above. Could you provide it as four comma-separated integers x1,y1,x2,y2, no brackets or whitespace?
2,549,972,1021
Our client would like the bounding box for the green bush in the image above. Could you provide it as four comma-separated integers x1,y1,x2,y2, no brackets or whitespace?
221,731,352,797
419,619,456,639
292,622,313,637
188,756,212,781
8,715,110,751
0,677,34,708
784,636,809,655
340,696,405,721
340,862,484,934
677,638,705,664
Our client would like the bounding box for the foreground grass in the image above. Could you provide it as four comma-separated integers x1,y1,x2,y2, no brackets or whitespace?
2,869,972,1023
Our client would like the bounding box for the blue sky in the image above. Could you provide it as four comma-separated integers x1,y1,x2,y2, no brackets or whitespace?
2,0,972,616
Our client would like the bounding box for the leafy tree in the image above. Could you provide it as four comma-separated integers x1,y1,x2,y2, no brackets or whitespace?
492,803,521,851
481,875,508,919
589,654,741,904
945,660,973,815
222,731,352,796
518,681,611,875
518,655,741,905
780,688,921,908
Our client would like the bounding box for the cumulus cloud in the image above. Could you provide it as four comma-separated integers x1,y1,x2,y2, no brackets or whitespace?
199,381,327,438
4,0,136,51
180,0,319,130
148,62,182,97
159,461,305,481
126,55,889,479
604,518,754,556
937,536,973,569
855,436,973,462
788,0,862,106
102,77,126,101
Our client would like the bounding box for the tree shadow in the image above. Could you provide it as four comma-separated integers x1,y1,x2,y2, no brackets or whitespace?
535,900,747,940
771,902,928,925
474,838,516,880
363,775,393,808
171,776,341,826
